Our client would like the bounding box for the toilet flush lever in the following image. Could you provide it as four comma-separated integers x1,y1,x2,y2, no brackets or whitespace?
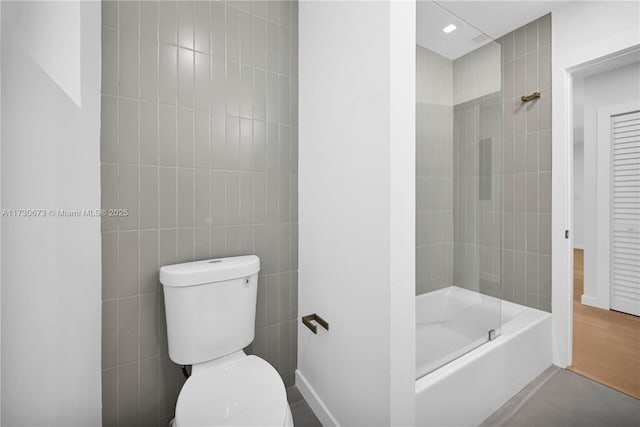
302,313,329,334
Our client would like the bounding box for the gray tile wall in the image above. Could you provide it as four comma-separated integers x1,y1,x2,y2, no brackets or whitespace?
100,1,298,425
498,14,552,311
452,93,503,297
451,39,503,297
453,41,501,105
416,102,454,294
416,15,551,310
416,46,454,295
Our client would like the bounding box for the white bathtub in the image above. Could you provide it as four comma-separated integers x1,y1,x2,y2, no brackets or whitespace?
415,286,552,426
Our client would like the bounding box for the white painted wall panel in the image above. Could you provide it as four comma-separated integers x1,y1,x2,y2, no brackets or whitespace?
1,2,102,424
298,1,415,425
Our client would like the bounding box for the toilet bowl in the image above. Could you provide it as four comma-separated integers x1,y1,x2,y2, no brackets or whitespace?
174,353,293,427
160,256,294,427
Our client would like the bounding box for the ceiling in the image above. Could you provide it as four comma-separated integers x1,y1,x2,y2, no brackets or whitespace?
417,1,571,60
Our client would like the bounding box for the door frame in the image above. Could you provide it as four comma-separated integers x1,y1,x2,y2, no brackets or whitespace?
553,42,640,368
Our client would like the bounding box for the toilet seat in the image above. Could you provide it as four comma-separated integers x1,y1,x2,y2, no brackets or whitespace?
174,355,292,427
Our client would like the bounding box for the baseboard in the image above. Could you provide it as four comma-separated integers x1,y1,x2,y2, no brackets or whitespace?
580,294,608,310
295,369,340,427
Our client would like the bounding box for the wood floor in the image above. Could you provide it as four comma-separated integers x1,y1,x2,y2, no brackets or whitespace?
569,248,640,399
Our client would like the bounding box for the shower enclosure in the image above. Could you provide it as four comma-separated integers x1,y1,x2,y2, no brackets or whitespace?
415,0,503,378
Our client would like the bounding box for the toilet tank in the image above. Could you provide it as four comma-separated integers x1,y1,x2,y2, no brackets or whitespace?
159,255,259,365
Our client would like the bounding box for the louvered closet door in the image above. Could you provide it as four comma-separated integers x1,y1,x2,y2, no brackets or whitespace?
611,110,640,316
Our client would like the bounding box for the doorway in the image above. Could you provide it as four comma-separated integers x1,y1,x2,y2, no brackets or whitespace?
569,50,640,399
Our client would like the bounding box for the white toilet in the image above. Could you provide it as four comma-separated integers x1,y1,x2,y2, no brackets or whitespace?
159,255,294,427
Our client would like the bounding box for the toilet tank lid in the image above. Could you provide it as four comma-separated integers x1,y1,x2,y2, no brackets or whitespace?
160,255,260,287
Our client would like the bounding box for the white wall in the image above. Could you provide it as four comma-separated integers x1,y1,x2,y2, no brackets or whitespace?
1,1,102,425
572,75,585,249
578,62,640,307
552,0,640,367
389,3,417,423
297,1,415,425
572,142,584,249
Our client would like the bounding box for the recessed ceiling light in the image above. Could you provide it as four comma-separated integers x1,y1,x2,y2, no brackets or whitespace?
443,24,457,34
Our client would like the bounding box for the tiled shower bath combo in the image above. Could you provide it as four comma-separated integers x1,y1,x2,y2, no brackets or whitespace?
416,13,551,309
413,7,553,425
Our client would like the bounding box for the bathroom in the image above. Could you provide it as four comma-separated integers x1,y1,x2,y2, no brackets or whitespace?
0,1,639,426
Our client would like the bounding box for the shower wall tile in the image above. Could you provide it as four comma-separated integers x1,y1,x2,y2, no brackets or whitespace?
102,232,118,299
118,361,139,426
139,230,159,294
117,296,139,365
140,1,158,40
177,47,194,108
158,104,177,166
441,14,550,305
139,357,158,424
159,1,178,44
139,293,158,359
177,108,194,167
539,129,552,171
453,42,501,105
538,14,551,47
416,46,453,107
539,214,552,255
100,95,118,163
513,251,526,302
118,98,139,164
415,47,455,296
139,101,158,164
118,0,138,34
102,1,118,29
525,20,538,54
539,45,552,91
194,52,211,110
102,27,118,96
102,300,118,370
178,1,194,50
119,31,139,99
159,43,178,105
100,1,298,425
526,213,538,253
499,14,552,311
453,90,502,295
102,367,118,427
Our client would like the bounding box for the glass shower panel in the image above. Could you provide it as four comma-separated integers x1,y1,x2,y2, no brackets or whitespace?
415,0,502,378
453,89,503,298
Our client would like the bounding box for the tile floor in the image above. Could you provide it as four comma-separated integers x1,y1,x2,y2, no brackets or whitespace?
286,365,640,426
480,366,640,426
287,386,322,427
